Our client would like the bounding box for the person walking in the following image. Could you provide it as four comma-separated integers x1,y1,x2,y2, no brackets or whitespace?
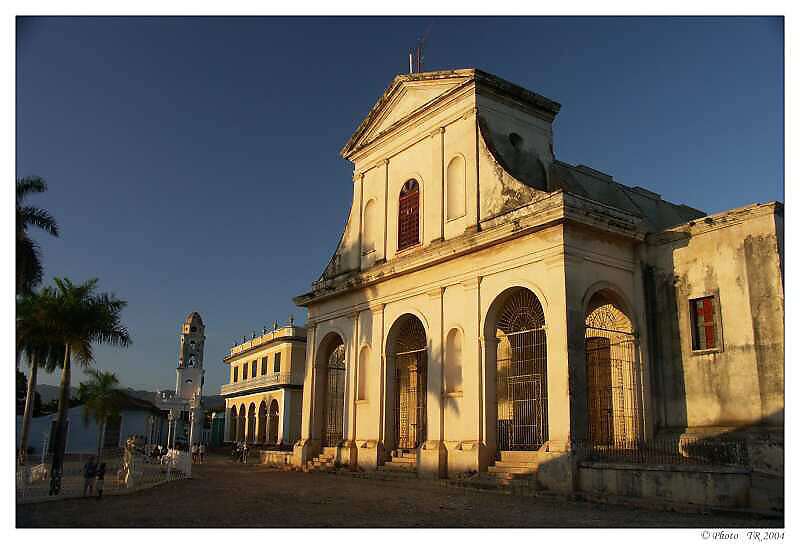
82,456,97,497
95,462,106,500
191,442,198,464
199,442,206,464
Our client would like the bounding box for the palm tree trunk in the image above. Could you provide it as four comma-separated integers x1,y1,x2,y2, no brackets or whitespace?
97,419,106,460
49,345,71,495
18,358,38,465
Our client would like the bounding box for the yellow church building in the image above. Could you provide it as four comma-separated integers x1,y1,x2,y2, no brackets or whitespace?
289,68,783,511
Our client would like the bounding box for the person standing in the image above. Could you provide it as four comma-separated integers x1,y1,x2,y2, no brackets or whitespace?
95,463,106,500
199,442,206,464
191,442,198,464
82,456,97,497
242,442,249,464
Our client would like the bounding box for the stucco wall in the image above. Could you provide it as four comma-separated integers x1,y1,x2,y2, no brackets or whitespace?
645,204,784,430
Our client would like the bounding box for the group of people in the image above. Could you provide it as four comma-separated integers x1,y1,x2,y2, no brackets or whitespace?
231,441,249,464
191,442,207,464
81,457,107,500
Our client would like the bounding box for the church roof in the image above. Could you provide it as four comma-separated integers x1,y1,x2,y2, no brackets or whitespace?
341,68,561,159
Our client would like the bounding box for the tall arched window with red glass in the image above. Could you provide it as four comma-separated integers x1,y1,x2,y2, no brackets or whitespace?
398,179,420,251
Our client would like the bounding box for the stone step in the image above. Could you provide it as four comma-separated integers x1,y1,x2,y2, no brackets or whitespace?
392,450,417,459
493,460,540,469
488,465,538,476
389,455,416,464
382,461,417,472
499,451,540,463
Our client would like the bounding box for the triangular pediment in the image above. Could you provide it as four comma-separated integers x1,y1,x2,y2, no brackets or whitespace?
341,70,475,158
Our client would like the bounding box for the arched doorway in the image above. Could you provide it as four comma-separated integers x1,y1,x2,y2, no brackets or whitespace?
584,291,641,446
237,406,245,442
257,401,267,443
229,406,238,442
493,288,548,453
268,399,280,444
247,403,256,443
389,315,427,451
320,335,346,448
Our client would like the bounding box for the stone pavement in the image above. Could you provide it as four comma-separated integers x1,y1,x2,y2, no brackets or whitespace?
16,454,783,528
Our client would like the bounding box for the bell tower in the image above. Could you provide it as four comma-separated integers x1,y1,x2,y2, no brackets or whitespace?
177,311,205,400
174,311,205,447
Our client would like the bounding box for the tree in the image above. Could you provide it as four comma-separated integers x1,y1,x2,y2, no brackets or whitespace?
42,278,131,495
16,177,59,297
77,369,121,460
16,290,64,464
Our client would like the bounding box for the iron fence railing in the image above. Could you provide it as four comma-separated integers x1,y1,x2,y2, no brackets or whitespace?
16,448,191,504
576,436,750,468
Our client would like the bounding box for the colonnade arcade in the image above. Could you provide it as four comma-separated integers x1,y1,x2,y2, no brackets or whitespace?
304,282,644,466
227,397,282,444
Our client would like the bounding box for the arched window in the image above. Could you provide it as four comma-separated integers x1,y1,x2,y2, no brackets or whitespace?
445,328,464,393
363,199,377,253
357,345,370,401
398,179,420,251
446,156,466,220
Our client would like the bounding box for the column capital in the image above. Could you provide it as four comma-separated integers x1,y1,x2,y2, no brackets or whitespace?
461,276,481,292
426,286,444,300
383,158,390,166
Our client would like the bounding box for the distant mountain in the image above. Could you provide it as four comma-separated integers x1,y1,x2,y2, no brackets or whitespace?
120,388,226,411
36,384,224,411
36,384,76,404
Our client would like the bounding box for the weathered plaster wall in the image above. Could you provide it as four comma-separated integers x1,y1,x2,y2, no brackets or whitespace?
645,204,784,430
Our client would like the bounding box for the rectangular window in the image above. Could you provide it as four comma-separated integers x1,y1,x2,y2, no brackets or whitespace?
233,367,238,383
243,362,248,379
261,356,268,375
690,296,720,351
274,352,282,373
252,360,257,378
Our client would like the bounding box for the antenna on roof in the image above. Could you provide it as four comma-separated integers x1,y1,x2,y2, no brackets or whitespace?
409,24,433,73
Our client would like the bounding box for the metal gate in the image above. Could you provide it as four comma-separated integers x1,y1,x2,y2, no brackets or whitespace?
495,289,548,454
323,342,346,447
585,302,640,446
394,318,427,450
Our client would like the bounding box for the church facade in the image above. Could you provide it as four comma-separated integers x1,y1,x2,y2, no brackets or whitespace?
291,69,783,505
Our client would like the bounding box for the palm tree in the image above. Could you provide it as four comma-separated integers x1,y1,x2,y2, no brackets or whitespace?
42,278,131,495
16,290,64,465
77,369,121,460
16,176,59,297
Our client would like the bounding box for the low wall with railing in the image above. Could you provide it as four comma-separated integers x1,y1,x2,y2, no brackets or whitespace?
259,448,293,468
16,449,191,504
571,436,782,513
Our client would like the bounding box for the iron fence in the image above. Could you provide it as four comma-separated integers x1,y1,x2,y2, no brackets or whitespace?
16,448,191,504
576,436,750,468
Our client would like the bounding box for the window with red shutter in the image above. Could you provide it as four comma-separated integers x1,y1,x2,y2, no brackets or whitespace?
398,179,420,251
689,296,720,351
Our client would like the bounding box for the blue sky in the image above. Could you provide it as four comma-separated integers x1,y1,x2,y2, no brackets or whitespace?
16,16,784,393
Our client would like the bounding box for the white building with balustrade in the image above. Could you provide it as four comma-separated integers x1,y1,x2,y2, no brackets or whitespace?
221,324,306,447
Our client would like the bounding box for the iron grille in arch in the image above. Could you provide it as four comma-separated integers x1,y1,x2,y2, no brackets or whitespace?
398,180,420,251
324,342,346,447
495,289,548,455
585,302,640,447
394,317,427,450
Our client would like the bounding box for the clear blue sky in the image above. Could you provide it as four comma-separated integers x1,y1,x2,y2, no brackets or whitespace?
16,16,784,393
